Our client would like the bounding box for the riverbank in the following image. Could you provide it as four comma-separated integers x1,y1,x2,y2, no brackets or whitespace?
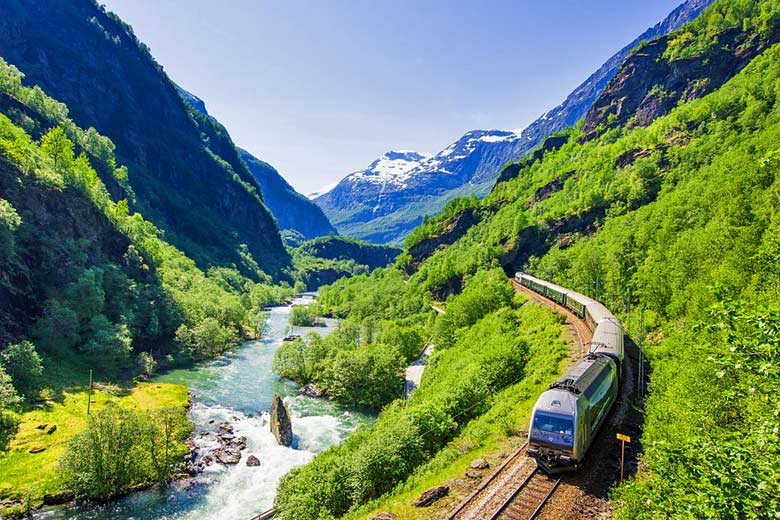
0,381,189,517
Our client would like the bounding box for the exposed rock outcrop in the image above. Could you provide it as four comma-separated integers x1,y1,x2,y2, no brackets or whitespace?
582,23,780,138
469,458,490,470
369,513,396,520
299,384,325,398
413,485,449,507
405,208,481,274
270,394,293,446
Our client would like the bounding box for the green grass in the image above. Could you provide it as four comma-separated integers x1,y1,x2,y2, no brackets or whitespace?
344,303,570,519
0,380,189,504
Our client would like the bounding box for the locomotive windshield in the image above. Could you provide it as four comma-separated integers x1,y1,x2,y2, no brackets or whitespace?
533,413,573,435
531,412,574,448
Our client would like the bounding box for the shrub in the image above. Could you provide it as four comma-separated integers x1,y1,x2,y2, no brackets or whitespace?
60,405,191,501
0,341,43,398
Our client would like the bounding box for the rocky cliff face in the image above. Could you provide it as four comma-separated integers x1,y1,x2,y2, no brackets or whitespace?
315,0,713,245
0,0,289,278
582,21,780,136
522,0,713,147
270,394,293,447
174,85,336,240
239,149,336,240
0,160,135,345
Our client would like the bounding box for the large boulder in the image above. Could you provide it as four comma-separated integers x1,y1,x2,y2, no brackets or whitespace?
270,394,293,446
413,485,449,507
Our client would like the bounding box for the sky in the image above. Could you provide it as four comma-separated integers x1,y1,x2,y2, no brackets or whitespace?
102,0,682,195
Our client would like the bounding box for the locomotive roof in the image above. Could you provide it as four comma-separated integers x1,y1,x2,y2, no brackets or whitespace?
535,387,578,415
550,355,613,396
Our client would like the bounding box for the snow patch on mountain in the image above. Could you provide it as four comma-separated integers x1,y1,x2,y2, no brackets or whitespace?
346,150,431,189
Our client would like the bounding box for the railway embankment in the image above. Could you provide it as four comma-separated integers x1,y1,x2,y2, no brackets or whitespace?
445,278,645,519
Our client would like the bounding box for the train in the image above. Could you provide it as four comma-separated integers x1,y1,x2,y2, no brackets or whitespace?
514,272,624,474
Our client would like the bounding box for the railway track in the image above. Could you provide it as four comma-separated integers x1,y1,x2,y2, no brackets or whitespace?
488,468,562,520
447,443,531,520
510,280,592,356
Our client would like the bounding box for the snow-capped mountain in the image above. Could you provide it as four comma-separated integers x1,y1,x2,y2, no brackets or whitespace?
315,0,713,245
349,150,431,189
315,131,527,244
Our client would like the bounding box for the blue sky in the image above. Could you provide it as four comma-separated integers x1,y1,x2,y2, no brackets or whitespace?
103,0,682,194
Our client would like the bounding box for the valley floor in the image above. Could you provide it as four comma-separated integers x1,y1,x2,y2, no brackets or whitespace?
0,381,188,511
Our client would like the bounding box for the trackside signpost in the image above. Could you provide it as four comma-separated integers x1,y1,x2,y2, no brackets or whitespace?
617,433,631,481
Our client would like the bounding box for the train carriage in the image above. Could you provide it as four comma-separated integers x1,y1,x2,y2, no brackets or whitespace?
515,272,624,473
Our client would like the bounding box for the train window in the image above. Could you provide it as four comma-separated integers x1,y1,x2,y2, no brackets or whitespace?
533,413,574,436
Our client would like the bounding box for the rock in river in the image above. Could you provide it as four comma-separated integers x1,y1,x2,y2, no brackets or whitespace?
246,454,261,467
270,394,293,446
299,383,324,398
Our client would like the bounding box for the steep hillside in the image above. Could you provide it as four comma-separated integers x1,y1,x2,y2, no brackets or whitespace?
275,2,780,518
174,85,336,240
291,236,401,290
0,0,289,278
298,235,400,269
315,0,712,245
239,148,336,239
0,57,294,367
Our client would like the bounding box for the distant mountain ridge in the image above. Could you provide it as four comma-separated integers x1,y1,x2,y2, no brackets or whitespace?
315,0,714,245
238,148,336,240
174,85,336,240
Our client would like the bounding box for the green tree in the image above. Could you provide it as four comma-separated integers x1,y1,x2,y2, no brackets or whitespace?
0,341,43,398
136,352,156,378
142,407,192,485
60,405,145,501
81,315,132,368
32,299,80,353
39,126,74,174
324,344,404,408
0,198,21,260
289,305,317,327
0,366,20,409
273,333,330,385
65,268,105,322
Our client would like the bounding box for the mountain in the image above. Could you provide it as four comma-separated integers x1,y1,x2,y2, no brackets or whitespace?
315,0,713,245
316,132,526,244
173,85,336,240
238,149,337,240
0,0,289,278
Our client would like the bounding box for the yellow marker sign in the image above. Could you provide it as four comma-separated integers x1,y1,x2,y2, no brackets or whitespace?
617,433,631,482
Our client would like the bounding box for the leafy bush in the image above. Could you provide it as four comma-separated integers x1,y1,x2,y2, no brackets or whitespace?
290,304,318,327
0,341,43,398
325,344,405,408
60,404,191,501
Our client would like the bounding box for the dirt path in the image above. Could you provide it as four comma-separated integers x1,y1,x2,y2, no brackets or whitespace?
405,344,434,399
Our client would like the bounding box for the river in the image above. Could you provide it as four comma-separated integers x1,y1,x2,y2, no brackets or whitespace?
43,295,374,519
